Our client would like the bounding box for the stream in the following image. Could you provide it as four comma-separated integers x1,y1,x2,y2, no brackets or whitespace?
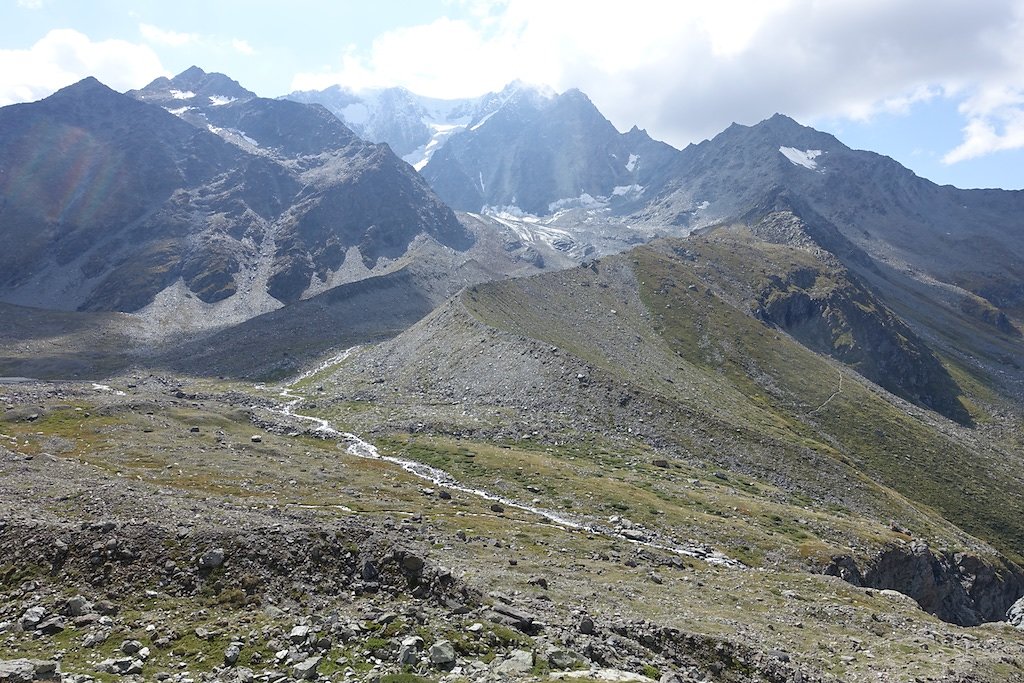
264,349,743,569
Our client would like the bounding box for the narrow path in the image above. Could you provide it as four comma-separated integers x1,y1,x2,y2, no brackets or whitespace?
809,367,843,416
261,351,743,570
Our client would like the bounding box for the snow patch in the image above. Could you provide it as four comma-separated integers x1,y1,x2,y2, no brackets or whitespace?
612,184,645,197
469,109,498,131
548,192,607,213
170,89,195,100
626,153,639,172
92,383,126,396
405,121,468,170
478,171,486,194
208,95,236,106
164,106,192,116
779,146,823,169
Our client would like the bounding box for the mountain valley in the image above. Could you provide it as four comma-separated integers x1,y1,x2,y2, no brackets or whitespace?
1,66,1024,683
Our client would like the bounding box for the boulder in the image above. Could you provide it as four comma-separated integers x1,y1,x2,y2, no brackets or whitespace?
0,659,59,682
292,655,321,680
495,649,534,674
198,548,225,570
429,640,456,668
397,645,418,666
19,607,45,630
65,595,90,617
224,643,242,666
547,649,578,670
288,625,311,644
35,618,65,636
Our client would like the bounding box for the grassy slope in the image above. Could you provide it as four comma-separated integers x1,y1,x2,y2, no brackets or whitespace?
451,232,1024,563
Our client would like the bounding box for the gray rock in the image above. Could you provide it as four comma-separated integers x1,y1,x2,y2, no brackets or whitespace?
93,600,119,615
401,635,424,649
224,643,242,666
96,657,136,675
488,603,539,634
35,617,65,635
121,640,143,655
289,625,311,644
400,552,425,573
82,630,110,648
579,616,595,634
20,607,45,630
547,649,578,670
292,655,321,680
65,595,90,617
0,659,59,682
198,548,225,570
429,640,456,668
495,649,534,674
397,645,418,666
360,559,379,581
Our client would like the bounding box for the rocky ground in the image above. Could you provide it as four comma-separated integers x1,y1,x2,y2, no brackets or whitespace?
2,377,1024,682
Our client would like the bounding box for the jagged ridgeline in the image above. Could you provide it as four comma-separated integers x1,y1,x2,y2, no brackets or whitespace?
0,68,470,315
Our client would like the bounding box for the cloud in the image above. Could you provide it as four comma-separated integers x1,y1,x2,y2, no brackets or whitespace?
232,39,255,56
944,95,1024,163
17,0,45,8
0,29,166,106
139,23,199,47
291,0,1024,163
291,16,529,96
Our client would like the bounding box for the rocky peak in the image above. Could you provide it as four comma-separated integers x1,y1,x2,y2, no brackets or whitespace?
129,66,256,109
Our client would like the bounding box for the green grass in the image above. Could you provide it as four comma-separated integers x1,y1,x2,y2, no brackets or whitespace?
452,230,1024,566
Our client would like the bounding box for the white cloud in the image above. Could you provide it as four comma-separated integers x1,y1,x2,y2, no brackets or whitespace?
139,22,198,47
17,0,45,9
291,0,1024,164
232,39,255,56
0,29,166,106
944,95,1024,164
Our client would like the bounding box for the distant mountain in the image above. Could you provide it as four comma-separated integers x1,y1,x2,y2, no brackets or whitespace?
286,81,680,217
0,67,472,321
283,85,484,168
627,114,1024,401
639,114,1024,310
419,84,679,216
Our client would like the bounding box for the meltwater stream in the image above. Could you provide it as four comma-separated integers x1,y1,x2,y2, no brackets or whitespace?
264,351,742,569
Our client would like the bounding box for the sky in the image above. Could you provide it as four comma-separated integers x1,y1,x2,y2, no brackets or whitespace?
3,0,1024,190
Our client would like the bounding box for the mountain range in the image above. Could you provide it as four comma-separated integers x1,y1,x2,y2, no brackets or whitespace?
2,65,1024,681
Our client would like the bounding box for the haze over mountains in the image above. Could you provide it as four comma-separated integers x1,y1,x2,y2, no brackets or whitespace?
3,65,1024,681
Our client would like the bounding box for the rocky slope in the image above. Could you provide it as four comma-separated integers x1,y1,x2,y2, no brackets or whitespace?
2,373,1024,682
310,222,1024,628
0,68,471,320
636,116,1024,394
